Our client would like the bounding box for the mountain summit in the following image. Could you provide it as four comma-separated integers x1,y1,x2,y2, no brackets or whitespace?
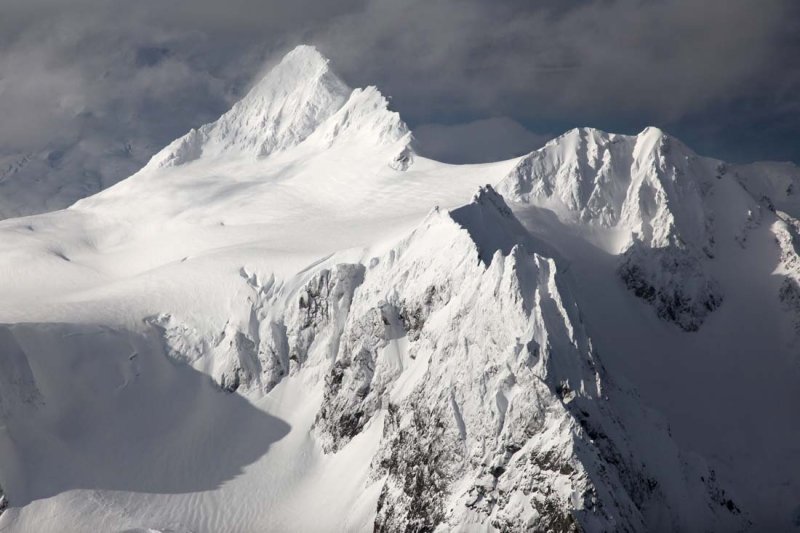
145,45,412,170
497,126,735,330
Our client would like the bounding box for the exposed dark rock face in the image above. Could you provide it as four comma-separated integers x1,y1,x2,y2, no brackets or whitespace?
286,264,366,371
373,404,452,533
315,306,389,451
397,284,444,343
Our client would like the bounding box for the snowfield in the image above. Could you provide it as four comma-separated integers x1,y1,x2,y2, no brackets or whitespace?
0,45,799,532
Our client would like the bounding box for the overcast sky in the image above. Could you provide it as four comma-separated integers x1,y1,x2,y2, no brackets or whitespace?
1,0,799,166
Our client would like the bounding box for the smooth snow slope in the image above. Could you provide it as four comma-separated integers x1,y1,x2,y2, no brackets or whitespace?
0,45,798,532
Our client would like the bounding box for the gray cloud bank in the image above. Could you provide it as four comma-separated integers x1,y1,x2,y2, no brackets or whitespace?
0,0,798,215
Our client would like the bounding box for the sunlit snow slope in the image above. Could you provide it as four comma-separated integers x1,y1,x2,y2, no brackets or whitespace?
0,45,798,533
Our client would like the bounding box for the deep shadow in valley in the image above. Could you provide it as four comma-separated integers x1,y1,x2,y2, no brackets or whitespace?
0,322,290,507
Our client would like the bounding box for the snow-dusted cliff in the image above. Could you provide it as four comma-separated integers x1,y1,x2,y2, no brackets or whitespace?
498,127,758,331
0,46,797,532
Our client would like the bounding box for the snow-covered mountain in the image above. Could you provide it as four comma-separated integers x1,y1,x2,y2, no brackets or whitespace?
498,127,723,331
145,45,412,173
0,45,798,532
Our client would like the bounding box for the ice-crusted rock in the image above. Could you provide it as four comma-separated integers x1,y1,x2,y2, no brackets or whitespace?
389,144,414,171
143,45,414,171
362,239,618,532
735,161,800,339
285,264,366,372
306,186,746,531
714,159,800,341
449,185,538,263
146,263,365,395
148,312,261,393
497,127,724,331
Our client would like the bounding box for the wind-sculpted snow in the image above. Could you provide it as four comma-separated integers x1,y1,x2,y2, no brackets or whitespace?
146,46,350,169
143,45,412,173
313,86,410,149
498,128,709,248
735,163,800,340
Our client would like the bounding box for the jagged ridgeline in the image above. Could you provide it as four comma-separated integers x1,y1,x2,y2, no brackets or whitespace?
150,187,746,531
0,45,797,532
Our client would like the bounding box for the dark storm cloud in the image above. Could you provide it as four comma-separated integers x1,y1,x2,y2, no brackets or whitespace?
315,0,799,161
0,0,798,165
320,0,798,163
0,0,362,153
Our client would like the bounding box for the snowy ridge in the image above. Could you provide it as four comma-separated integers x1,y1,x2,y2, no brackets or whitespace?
146,45,349,168
498,127,712,251
337,187,742,531
497,127,729,330
313,87,410,148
